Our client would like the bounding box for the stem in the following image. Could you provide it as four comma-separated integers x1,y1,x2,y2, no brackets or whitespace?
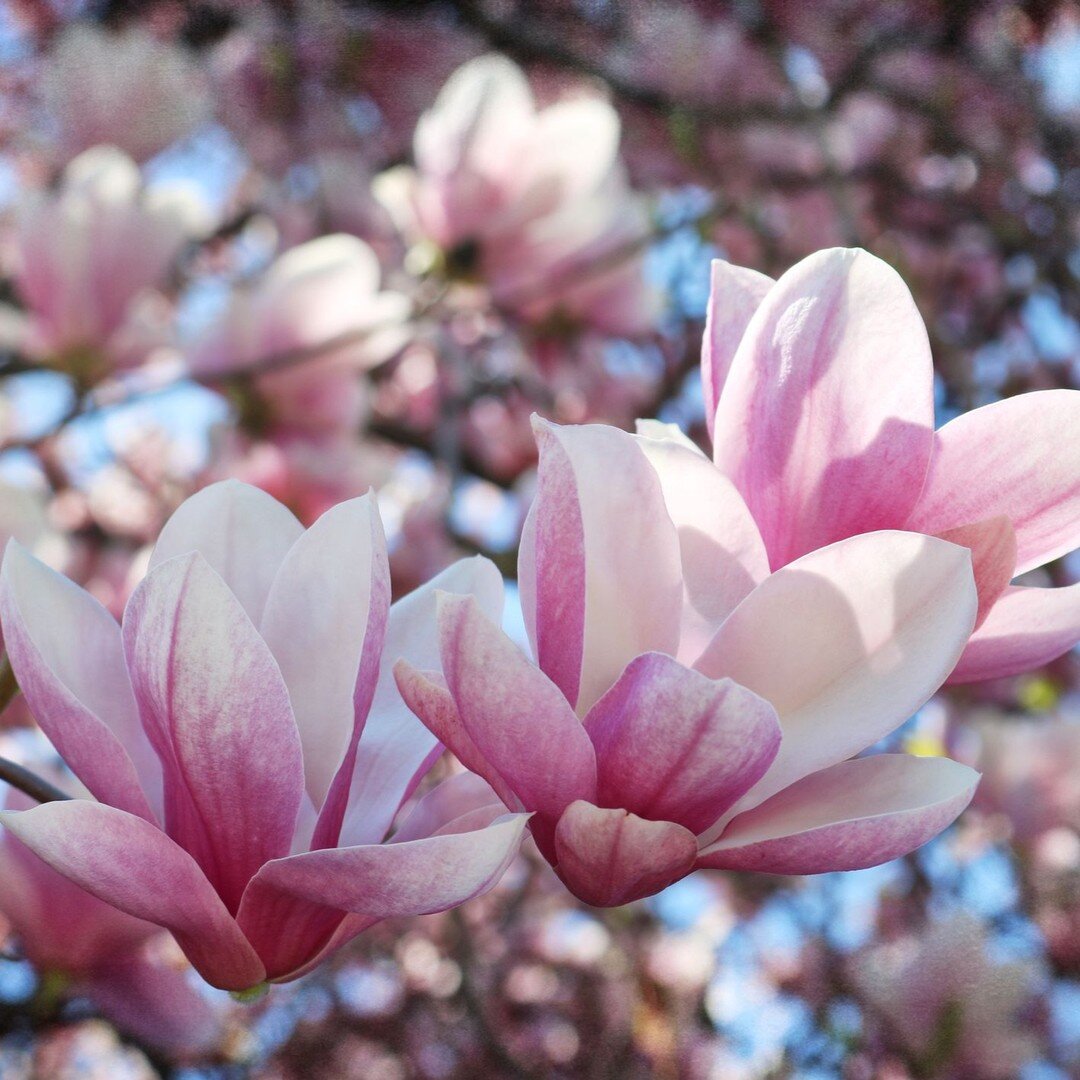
0,758,71,805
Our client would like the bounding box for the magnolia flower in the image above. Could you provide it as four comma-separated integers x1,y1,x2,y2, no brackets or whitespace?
702,247,1080,682
376,55,658,336
0,778,222,1056
0,482,528,991
188,234,410,435
396,419,980,907
12,147,206,373
43,25,210,163
849,914,1041,1078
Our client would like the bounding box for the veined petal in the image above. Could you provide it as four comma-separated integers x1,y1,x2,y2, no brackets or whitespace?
0,801,264,991
697,755,978,874
390,772,504,844
1,542,158,820
260,495,390,846
584,654,780,834
148,480,303,625
948,582,1080,683
523,419,683,713
340,557,504,848
712,248,935,568
907,390,1080,575
553,801,697,907
633,432,769,663
123,553,304,912
696,532,976,824
701,259,774,438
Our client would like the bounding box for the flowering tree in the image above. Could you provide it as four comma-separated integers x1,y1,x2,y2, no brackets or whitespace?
0,1,1077,1077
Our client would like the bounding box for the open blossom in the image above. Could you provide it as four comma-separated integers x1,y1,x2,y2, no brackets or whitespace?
188,234,410,436
43,24,210,163
849,914,1042,1078
376,54,658,336
11,146,206,372
0,481,528,991
396,419,980,907
701,247,1080,682
0,777,223,1056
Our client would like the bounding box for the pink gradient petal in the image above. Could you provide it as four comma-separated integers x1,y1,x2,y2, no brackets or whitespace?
702,259,774,438
935,516,1017,630
148,480,303,624
390,772,504,844
948,582,1080,683
340,556,504,847
524,419,683,713
0,801,264,991
553,800,698,907
633,431,769,663
0,542,158,821
697,755,978,874
260,495,390,846
123,553,304,912
584,653,780,835
907,390,1080,575
696,532,976,821
712,248,935,568
439,593,596,829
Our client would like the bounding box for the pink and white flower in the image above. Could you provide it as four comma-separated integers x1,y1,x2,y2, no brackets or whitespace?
0,481,527,991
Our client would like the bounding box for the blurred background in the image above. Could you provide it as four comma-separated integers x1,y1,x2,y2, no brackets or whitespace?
0,1,1078,1077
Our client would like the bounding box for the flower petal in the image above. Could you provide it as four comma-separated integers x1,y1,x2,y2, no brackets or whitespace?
584,653,780,835
906,390,1080,575
695,532,976,823
712,248,934,568
522,419,683,713
148,480,303,625
0,801,264,991
390,772,504,845
633,431,769,663
935,516,1017,630
339,556,504,847
123,553,304,912
438,593,596,845
701,259,774,438
948,582,1080,683
0,542,158,820
260,495,390,847
553,800,698,907
697,755,978,874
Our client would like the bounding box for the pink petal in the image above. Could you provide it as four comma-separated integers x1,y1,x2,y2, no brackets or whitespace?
0,542,158,821
148,480,303,624
701,259,774,438
633,431,769,663
697,754,978,874
340,556,504,847
0,800,264,991
583,653,780,835
712,248,935,568
259,495,390,847
438,593,596,846
935,516,1017,630
553,800,698,906
948,582,1080,683
906,389,1080,575
522,419,683,713
123,553,304,912
695,532,976,822
390,772,504,845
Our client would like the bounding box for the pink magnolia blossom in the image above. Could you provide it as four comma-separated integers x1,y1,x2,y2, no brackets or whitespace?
0,779,223,1056
188,234,409,436
12,147,206,372
42,24,210,163
396,419,980,907
701,247,1080,682
849,914,1042,1078
376,55,658,336
0,481,528,991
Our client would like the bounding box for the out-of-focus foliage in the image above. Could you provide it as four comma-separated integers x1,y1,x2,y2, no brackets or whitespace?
0,1,1077,1077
